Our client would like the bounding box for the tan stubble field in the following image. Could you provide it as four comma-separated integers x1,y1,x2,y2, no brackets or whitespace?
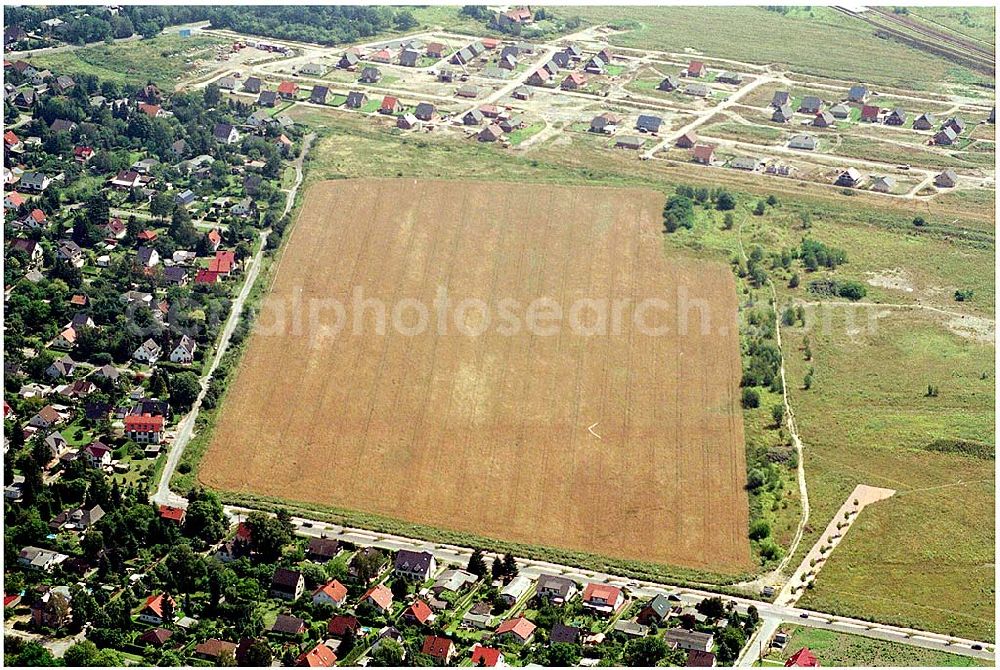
200,179,751,572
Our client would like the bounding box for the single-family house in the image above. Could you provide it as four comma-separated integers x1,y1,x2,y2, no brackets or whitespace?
664,628,714,652
359,584,393,612
799,96,823,113
495,617,536,644
836,167,864,188
212,123,240,145
847,84,869,102
788,134,817,150
138,594,177,625
312,580,348,608
133,338,162,364
935,169,958,188
536,575,576,604
345,91,367,109
582,583,625,615
871,175,896,193
885,108,907,126
499,575,532,605
658,75,679,91
271,568,305,600
687,60,706,77
636,114,662,133
394,549,435,580
692,143,716,164
421,636,454,664
310,85,329,104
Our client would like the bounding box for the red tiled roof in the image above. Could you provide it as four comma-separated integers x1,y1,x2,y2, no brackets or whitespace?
138,103,161,117
582,582,622,604
142,593,176,618
406,599,433,624
296,643,336,667
195,269,219,284
28,209,45,223
861,104,879,119
125,413,164,432
4,130,19,146
496,616,536,640
4,594,21,607
159,505,185,522
196,639,237,659
277,81,298,94
6,192,25,207
786,648,819,667
208,250,236,274
688,60,705,73
693,144,715,161
361,584,393,610
138,229,158,241
471,645,503,666
381,95,399,110
481,37,500,49
327,614,361,636
73,146,94,157
313,580,348,604
421,635,453,659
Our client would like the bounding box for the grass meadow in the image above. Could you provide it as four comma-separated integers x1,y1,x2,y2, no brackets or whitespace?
767,625,990,666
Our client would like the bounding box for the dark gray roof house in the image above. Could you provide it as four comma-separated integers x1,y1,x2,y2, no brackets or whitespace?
550,623,581,644
730,156,759,171
788,133,817,150
258,90,278,107
394,549,435,580
799,95,823,113
636,114,663,133
913,112,935,130
536,575,577,603
934,126,958,145
847,84,869,102
414,102,436,121
813,110,835,127
935,169,958,188
307,537,340,562
338,52,360,69
309,85,330,104
684,83,709,97
345,91,367,108
885,108,907,126
770,91,790,107
360,66,381,83
772,104,793,123
830,102,850,119
463,109,484,125
658,75,679,91
243,77,262,93
399,49,420,67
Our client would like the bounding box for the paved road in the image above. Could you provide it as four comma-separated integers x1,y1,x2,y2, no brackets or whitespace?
152,133,314,507
223,504,995,663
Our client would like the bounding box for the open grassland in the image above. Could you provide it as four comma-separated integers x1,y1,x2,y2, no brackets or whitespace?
26,34,224,87
908,7,995,49
768,625,990,666
201,179,752,574
552,6,983,90
783,309,994,640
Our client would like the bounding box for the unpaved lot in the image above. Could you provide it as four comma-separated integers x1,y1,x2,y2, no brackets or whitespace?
200,179,750,572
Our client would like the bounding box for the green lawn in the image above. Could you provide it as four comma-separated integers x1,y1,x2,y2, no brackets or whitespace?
767,625,989,666
27,34,224,87
507,122,545,146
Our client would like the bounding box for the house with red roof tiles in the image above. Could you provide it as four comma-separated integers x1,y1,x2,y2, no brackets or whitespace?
138,593,177,625
471,644,505,667
421,635,454,663
296,643,336,667
494,616,536,644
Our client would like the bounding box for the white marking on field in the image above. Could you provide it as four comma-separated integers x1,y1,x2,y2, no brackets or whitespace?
588,422,602,439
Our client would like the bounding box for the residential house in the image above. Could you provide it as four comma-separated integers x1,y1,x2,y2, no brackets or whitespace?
380,95,402,114
536,575,577,604
19,547,69,572
860,104,880,122
10,238,43,266
785,647,819,667
658,75,679,91
271,614,307,636
277,81,299,99
327,615,361,638
526,69,550,86
457,84,480,98
159,505,186,524
799,96,823,113
57,240,84,267
136,246,160,268
137,628,174,648
50,119,77,133
913,112,935,130
590,112,621,134
20,171,50,192
138,594,177,625
687,60,706,77
676,130,698,148
944,116,966,135
933,126,958,145
195,640,238,663
124,413,164,444
636,114,662,133
664,628,714,652
169,335,197,364
885,108,907,125
432,569,478,596
478,124,504,142
421,636,454,664
310,85,329,104
271,568,305,600
581,583,625,616
300,62,326,76
584,56,606,74
561,72,587,90
414,102,436,121
550,623,581,645
935,169,958,188
109,170,144,189
835,167,864,187
730,156,760,171
217,76,237,90
812,110,835,128
687,649,717,667
73,145,94,163
847,84,869,102
871,175,896,193
307,537,340,562
684,83,709,97
788,134,817,150
45,357,77,380
499,575,532,606
637,594,673,625
692,144,716,164
614,619,649,637
296,643,336,668
243,76,262,93
495,617,536,644
360,66,381,83
338,52,360,69
312,580,348,608
403,600,434,625
615,136,645,150
463,109,485,126
830,102,850,119
399,49,420,67
258,90,279,107
394,549,436,580
437,67,455,83
163,266,188,286
31,588,72,629
717,71,743,84
213,122,240,145
463,601,494,629
470,645,504,667
426,42,447,59
359,584,393,612
345,91,367,109
133,338,162,364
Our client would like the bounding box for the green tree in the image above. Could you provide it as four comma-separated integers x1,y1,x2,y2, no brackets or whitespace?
723,212,735,229
753,200,767,216
467,548,487,577
149,191,174,220
169,371,201,410
242,639,272,667
369,639,404,667
741,387,760,409
502,552,518,577
715,191,736,211
623,636,668,666
771,403,784,427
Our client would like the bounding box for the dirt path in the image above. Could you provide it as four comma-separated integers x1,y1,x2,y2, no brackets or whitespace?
152,133,314,508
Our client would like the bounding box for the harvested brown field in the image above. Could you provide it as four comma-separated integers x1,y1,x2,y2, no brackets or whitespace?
200,179,750,572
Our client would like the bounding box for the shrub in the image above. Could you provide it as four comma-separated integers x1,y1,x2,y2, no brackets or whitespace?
741,387,760,408
749,519,771,540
